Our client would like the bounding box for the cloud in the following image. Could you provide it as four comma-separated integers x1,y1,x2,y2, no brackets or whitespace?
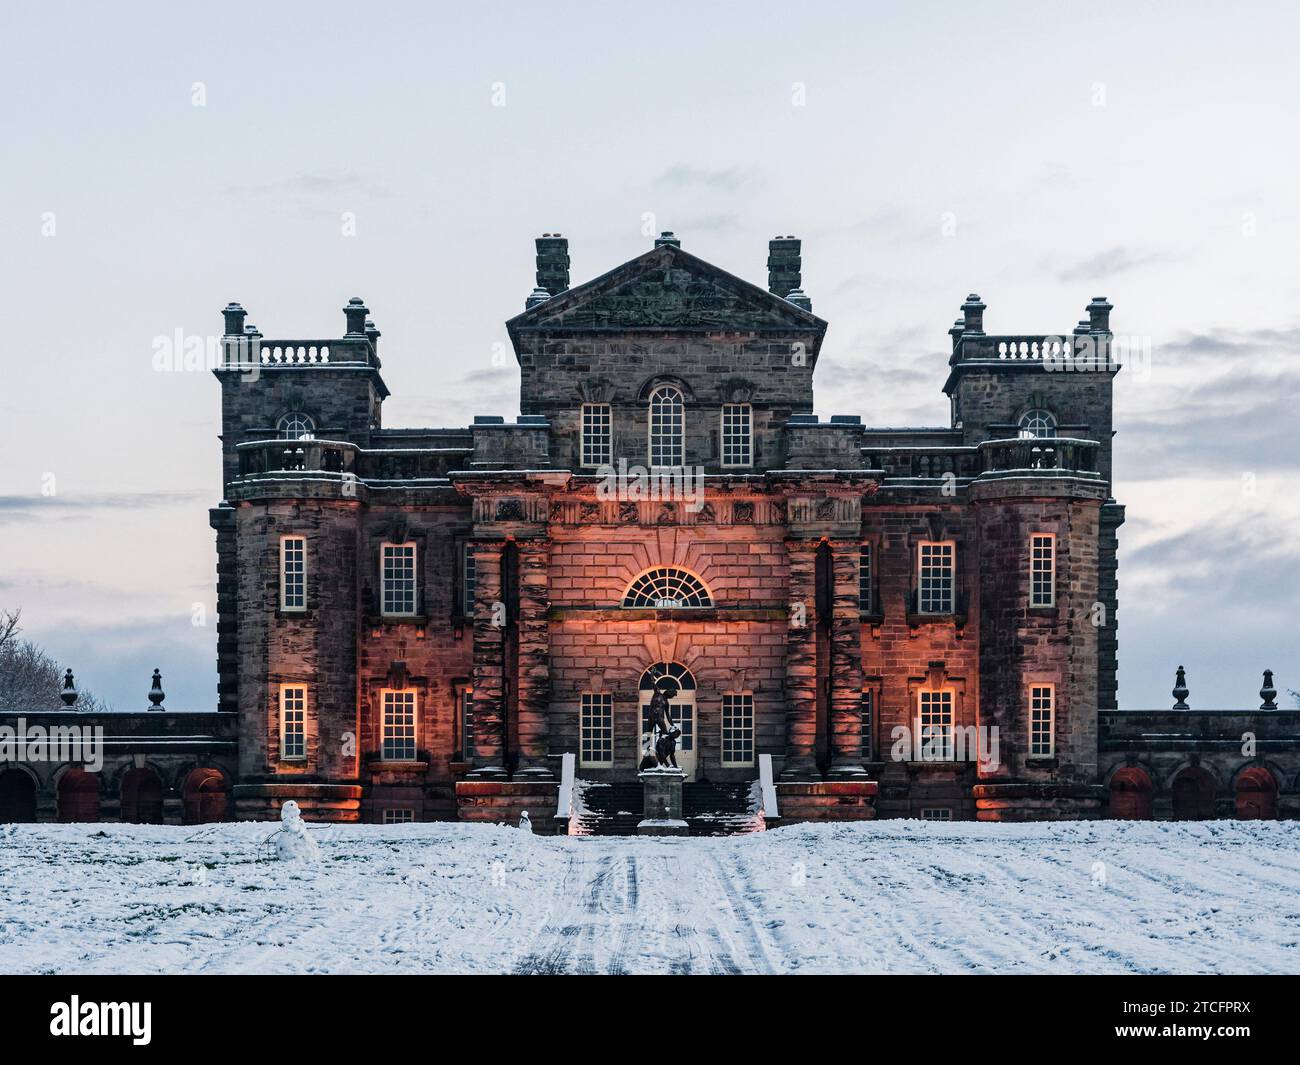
652,165,754,192
219,169,393,218
1053,246,1181,283
674,212,741,233
0,490,207,523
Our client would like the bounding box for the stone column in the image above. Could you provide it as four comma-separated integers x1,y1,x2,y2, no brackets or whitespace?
469,541,507,777
782,539,819,779
514,538,553,777
829,540,867,777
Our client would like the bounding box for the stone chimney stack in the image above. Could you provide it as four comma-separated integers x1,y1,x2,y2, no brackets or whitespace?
767,236,801,298
365,318,381,355
1087,296,1113,334
344,297,369,336
654,231,681,248
535,234,570,297
222,302,246,337
961,294,986,335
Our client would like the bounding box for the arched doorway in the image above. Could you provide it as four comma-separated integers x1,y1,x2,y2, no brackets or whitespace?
182,768,228,824
58,768,101,823
1109,766,1153,820
120,767,164,824
1235,767,1278,820
639,663,697,780
1171,766,1217,821
0,769,37,822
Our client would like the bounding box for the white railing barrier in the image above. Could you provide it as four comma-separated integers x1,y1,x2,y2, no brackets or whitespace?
759,753,779,821
554,752,576,832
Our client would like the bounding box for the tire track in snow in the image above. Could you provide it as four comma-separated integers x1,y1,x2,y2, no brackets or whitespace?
705,852,782,974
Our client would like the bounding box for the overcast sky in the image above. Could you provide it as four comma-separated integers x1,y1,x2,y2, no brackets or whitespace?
0,0,1296,710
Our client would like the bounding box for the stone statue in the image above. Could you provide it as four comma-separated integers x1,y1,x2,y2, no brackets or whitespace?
643,679,681,771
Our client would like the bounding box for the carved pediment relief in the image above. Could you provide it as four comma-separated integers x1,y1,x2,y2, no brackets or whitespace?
509,246,826,333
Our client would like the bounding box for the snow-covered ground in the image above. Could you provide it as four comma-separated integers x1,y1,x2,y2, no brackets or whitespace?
1,819,1297,974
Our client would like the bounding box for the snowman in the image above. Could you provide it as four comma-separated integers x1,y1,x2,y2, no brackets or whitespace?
518,810,532,833
275,799,320,862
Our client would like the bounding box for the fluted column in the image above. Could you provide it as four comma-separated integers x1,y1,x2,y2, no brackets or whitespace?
469,541,506,777
782,539,819,779
829,540,867,777
514,538,552,776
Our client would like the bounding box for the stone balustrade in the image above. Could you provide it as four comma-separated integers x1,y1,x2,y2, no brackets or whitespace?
977,436,1100,475
861,445,979,480
236,438,358,477
220,336,376,368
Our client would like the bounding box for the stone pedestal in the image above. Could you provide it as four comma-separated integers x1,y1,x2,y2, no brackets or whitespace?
638,769,687,835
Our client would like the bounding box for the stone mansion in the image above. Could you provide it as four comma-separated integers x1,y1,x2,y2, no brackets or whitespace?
1,232,1295,829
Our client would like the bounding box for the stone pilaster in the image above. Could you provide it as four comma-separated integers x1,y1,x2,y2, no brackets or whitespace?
782,539,819,778
208,504,239,714
514,538,553,776
829,541,867,777
469,541,507,777
1097,502,1125,711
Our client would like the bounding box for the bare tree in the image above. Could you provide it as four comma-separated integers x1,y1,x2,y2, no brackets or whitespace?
0,609,108,711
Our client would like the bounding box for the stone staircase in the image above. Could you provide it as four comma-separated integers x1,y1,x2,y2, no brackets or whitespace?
571,779,761,836
572,781,644,836
684,781,761,836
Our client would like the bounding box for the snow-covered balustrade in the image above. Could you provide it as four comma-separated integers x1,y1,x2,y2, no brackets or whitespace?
861,444,980,480
235,438,358,477
978,436,1100,475
220,336,376,368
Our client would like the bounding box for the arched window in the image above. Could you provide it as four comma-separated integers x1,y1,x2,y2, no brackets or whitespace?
648,385,684,467
622,567,713,608
278,412,316,440
1017,409,1056,439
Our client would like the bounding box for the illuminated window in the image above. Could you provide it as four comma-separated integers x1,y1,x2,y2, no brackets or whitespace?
280,684,306,761
460,543,476,615
1029,684,1055,757
648,385,684,467
277,411,315,440
382,808,415,824
381,543,417,616
579,693,614,767
280,535,306,611
382,689,417,761
918,541,955,614
721,693,754,766
622,567,713,609
581,403,612,468
1018,409,1057,439
860,689,874,761
720,403,752,467
918,690,954,762
858,543,873,613
1030,533,1055,607
458,686,474,761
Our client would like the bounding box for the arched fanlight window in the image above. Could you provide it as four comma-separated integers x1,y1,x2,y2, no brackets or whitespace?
1017,409,1057,439
647,385,684,467
638,661,696,692
622,567,713,609
278,412,316,440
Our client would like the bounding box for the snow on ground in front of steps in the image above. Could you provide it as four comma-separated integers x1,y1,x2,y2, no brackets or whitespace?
1,819,1297,974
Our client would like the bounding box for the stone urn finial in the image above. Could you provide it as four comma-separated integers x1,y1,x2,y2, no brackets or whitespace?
1172,665,1190,710
1260,669,1278,710
148,668,166,711
60,668,79,707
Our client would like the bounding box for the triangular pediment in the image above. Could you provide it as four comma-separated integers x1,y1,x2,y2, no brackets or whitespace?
506,244,827,334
